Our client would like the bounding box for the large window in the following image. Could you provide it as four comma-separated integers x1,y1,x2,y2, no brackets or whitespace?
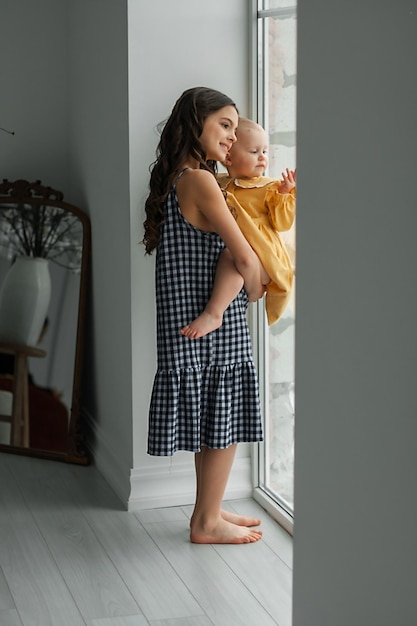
251,0,297,531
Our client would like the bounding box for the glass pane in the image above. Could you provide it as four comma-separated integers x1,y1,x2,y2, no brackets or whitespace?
261,0,297,10
260,12,297,514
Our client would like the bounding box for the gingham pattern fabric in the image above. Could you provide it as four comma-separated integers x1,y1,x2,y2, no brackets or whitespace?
147,180,263,456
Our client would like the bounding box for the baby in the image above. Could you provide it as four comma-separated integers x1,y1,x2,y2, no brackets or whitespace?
181,117,296,339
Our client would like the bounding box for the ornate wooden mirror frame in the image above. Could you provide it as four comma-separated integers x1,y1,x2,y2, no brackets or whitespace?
0,179,91,464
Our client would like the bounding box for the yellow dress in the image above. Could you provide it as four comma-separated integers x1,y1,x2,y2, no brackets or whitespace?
217,174,295,325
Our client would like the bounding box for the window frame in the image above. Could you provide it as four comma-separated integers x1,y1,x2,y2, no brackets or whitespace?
249,0,296,536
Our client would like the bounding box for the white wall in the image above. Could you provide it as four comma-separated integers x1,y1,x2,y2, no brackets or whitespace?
293,1,417,624
127,0,253,509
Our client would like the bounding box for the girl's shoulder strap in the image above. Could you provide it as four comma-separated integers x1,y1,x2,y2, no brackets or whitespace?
174,167,190,186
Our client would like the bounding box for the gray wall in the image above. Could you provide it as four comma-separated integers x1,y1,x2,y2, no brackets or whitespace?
0,0,68,187
66,0,133,501
293,1,417,623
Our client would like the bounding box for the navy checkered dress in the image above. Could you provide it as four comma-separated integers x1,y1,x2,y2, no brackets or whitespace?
147,178,263,456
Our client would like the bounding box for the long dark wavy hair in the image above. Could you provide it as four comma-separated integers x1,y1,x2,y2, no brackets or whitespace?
142,87,237,254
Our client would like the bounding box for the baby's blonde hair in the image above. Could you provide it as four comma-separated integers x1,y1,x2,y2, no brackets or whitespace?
236,117,264,135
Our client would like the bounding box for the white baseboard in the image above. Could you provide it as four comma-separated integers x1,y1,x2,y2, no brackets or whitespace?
128,454,253,511
85,410,254,512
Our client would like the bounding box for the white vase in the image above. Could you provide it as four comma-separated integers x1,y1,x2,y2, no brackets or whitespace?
0,256,51,347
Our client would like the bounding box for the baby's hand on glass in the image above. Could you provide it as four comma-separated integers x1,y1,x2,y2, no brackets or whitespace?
278,168,296,193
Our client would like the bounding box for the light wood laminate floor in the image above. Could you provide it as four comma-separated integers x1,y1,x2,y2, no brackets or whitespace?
0,452,292,626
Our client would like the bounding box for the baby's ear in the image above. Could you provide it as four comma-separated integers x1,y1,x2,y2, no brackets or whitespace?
222,153,232,166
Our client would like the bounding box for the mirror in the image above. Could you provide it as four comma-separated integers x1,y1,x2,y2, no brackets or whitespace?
0,179,90,464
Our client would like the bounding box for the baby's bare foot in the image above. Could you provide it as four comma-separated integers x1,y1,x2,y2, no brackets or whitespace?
180,311,223,339
190,517,263,544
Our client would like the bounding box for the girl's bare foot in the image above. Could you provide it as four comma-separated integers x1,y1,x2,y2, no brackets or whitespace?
180,311,223,339
190,509,261,528
221,509,261,527
190,516,263,544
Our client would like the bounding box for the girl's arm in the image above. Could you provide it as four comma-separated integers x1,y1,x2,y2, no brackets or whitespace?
179,169,265,301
